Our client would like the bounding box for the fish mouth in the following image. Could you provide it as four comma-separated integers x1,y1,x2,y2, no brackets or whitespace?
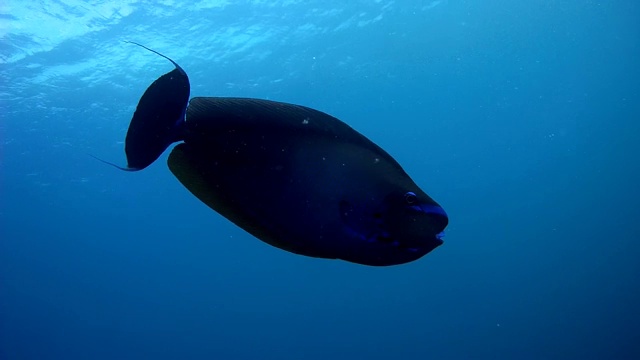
366,231,443,254
351,233,443,266
341,226,444,266
412,204,448,233
344,217,445,252
403,235,443,254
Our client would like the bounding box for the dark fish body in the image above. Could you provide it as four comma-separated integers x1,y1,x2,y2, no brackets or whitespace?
110,43,448,266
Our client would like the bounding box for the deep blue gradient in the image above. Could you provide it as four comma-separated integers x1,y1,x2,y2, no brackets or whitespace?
1,1,639,359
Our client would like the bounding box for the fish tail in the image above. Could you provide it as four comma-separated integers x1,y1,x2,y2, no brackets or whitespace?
122,42,191,170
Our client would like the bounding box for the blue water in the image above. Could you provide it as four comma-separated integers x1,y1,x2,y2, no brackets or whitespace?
1,1,639,359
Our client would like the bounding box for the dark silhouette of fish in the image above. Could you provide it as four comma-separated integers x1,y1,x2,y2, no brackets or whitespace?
103,42,448,266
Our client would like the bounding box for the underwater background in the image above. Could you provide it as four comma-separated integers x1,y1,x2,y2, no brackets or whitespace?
1,1,639,359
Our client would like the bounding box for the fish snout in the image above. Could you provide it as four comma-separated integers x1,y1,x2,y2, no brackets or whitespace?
411,203,448,241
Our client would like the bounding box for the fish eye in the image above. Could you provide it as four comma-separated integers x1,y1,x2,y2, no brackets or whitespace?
403,191,418,205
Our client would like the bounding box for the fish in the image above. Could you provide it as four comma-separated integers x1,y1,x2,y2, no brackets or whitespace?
103,42,448,266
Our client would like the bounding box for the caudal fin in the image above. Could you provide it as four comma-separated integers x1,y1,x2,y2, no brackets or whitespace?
122,41,190,170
